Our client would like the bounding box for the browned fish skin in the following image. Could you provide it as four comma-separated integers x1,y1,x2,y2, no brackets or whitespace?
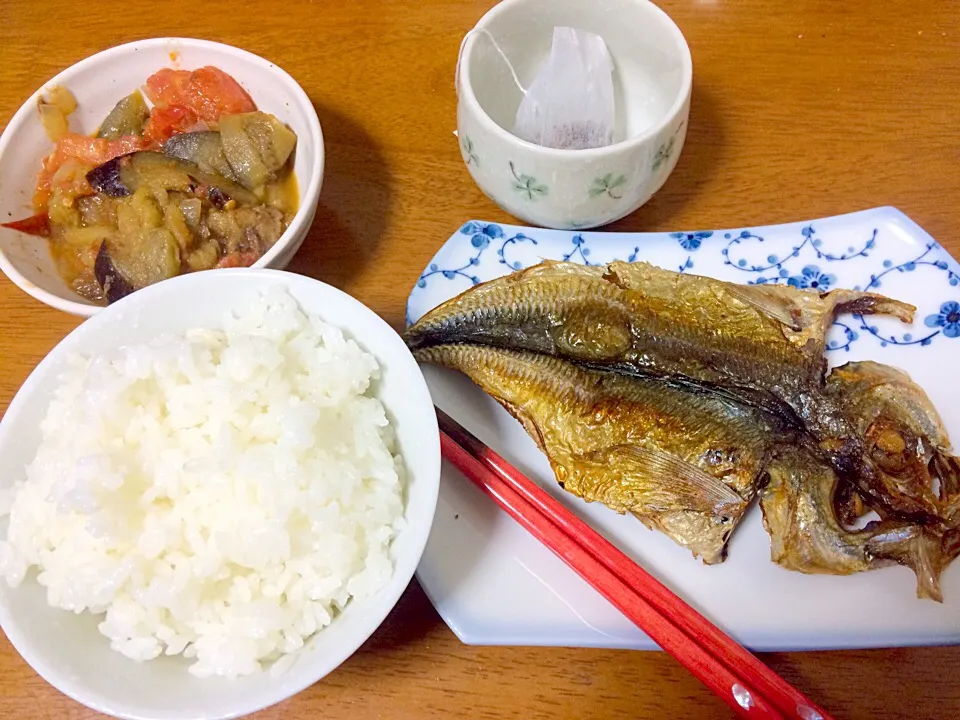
407,263,638,370
415,343,784,564
418,340,959,598
405,260,958,526
406,261,914,421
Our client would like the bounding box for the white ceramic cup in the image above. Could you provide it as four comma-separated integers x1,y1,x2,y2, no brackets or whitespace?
456,0,692,230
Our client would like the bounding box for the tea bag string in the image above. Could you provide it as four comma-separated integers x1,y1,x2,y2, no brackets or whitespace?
455,28,527,98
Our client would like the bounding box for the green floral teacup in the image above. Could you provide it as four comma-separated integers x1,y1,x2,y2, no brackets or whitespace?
457,0,692,230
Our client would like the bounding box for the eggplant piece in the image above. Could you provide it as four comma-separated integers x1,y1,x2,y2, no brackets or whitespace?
97,91,149,140
87,152,193,197
86,151,258,204
162,131,239,183
94,242,135,303
219,112,297,190
94,228,181,304
208,187,231,209
86,154,139,197
179,198,203,228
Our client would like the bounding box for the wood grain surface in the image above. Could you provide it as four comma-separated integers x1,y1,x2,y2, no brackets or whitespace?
1,1,959,718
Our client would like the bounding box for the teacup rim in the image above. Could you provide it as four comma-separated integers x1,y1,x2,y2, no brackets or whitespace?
457,0,693,158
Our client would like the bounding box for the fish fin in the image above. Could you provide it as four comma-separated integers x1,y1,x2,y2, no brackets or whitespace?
933,450,960,500
579,443,745,516
865,526,950,602
522,260,604,279
722,284,915,333
723,285,806,330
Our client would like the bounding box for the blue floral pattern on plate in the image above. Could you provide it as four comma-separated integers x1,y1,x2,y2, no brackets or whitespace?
787,265,835,291
409,208,960,356
925,302,960,339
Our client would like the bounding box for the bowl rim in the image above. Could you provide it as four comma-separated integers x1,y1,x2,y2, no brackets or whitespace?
457,0,693,158
0,268,441,720
0,37,325,318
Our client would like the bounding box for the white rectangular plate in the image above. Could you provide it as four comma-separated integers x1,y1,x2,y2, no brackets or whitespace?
406,207,960,651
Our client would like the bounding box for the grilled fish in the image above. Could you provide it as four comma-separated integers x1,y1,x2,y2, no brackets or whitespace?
406,260,960,529
406,261,913,418
415,343,785,563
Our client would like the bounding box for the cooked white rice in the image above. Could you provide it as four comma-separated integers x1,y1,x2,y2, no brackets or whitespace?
0,286,405,678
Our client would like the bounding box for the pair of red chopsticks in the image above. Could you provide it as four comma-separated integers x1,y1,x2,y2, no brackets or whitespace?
437,408,833,720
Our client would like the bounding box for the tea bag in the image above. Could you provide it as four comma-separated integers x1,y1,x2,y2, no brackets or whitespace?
513,27,616,150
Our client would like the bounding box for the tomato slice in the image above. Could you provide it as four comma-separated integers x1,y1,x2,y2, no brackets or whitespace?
185,67,256,121
33,134,143,208
144,68,192,109
142,104,201,145
216,250,260,268
55,134,142,165
144,66,256,123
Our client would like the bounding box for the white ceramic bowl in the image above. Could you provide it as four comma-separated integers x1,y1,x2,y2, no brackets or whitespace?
457,0,692,230
0,269,440,720
0,38,324,317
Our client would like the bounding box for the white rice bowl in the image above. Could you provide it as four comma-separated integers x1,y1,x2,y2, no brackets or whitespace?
1,286,404,678
0,270,440,719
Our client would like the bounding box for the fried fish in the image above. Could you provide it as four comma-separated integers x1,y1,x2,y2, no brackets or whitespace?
415,343,784,563
407,260,960,529
407,259,960,597
405,261,913,418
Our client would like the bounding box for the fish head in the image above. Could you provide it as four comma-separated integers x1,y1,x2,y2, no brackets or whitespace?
761,446,872,575
406,263,634,361
761,445,955,601
828,361,959,516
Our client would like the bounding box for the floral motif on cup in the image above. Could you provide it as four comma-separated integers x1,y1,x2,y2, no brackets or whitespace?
509,161,548,201
589,174,627,200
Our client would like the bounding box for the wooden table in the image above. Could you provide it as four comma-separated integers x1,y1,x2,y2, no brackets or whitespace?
1,1,958,718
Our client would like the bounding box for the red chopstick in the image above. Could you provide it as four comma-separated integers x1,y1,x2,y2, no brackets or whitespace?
437,408,833,720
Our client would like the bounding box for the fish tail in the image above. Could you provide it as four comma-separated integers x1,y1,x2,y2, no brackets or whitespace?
866,527,952,602
913,539,945,602
829,290,916,324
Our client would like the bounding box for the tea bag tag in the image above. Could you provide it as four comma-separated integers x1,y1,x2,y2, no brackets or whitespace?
513,27,616,150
